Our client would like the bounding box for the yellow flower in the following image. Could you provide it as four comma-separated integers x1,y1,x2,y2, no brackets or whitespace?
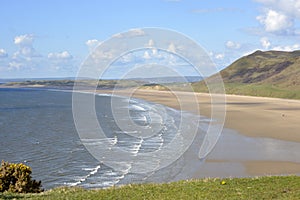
221,180,226,185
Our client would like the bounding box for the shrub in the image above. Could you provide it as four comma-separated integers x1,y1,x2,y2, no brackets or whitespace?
0,160,43,193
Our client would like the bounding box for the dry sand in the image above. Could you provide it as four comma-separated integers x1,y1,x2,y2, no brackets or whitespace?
111,89,300,142
98,89,300,177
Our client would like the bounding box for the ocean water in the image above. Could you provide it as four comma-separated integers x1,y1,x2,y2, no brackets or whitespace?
0,88,208,189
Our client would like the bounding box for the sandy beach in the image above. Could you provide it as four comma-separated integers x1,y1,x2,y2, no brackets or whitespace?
3,85,299,178
110,89,300,142
99,89,300,177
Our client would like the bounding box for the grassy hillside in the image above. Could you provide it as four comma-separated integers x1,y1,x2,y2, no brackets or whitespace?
1,176,299,200
192,50,300,99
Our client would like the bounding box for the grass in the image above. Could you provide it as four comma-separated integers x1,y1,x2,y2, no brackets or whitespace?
224,83,300,99
1,176,299,200
191,81,300,100
189,50,300,100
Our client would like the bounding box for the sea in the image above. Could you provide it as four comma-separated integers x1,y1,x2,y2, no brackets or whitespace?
0,88,210,189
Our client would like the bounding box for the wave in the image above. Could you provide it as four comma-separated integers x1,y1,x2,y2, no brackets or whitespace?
0,88,213,189
129,104,147,112
66,165,101,187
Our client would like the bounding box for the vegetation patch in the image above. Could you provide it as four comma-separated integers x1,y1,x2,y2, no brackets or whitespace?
0,161,43,193
192,50,300,99
1,176,299,200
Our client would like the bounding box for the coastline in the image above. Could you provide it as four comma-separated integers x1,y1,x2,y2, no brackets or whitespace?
2,86,300,178
96,89,300,177
108,89,300,143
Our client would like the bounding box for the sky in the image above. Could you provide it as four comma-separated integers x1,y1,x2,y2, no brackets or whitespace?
0,0,300,78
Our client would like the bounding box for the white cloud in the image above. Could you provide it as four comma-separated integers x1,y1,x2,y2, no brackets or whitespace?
4,34,42,71
13,47,35,58
128,28,145,36
143,51,151,59
119,53,135,63
112,33,122,38
8,61,24,70
112,28,145,38
255,0,300,34
145,40,159,57
272,44,300,51
225,41,241,49
0,34,77,76
14,34,34,46
147,39,155,47
215,53,225,60
260,37,271,49
167,42,176,53
152,48,158,56
256,9,293,33
48,51,73,60
91,49,115,61
208,51,232,69
255,0,300,18
13,34,40,58
144,39,158,57
0,49,8,58
86,39,101,51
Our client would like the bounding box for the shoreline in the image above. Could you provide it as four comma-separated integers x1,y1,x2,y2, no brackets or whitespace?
96,88,300,177
2,86,300,177
107,89,300,143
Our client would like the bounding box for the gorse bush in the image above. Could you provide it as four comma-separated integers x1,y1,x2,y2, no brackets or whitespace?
0,160,43,193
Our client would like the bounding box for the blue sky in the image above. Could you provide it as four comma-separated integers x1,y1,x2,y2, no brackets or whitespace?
0,0,299,78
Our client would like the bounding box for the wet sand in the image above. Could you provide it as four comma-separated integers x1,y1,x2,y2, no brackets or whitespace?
110,89,300,142
99,89,300,177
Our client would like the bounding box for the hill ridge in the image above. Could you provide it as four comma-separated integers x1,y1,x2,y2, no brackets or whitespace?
220,50,300,87
192,50,300,99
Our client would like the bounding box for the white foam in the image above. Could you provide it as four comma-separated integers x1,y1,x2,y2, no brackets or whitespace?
141,134,164,152
119,163,132,174
132,115,148,123
115,130,138,134
131,138,143,155
130,104,146,111
111,136,118,145
81,138,118,147
128,99,139,104
96,93,112,97
90,165,101,175
82,167,96,171
67,164,101,187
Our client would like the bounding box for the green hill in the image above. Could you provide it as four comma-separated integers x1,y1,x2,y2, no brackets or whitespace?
192,50,300,99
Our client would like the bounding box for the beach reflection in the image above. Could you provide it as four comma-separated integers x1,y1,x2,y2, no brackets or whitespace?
195,129,300,178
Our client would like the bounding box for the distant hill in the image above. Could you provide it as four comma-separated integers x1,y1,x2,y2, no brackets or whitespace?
0,76,202,83
192,50,300,99
220,50,300,87
128,76,203,83
1,76,202,91
2,79,147,90
0,77,92,83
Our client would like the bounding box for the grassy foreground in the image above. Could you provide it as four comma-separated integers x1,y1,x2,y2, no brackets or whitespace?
1,176,299,200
